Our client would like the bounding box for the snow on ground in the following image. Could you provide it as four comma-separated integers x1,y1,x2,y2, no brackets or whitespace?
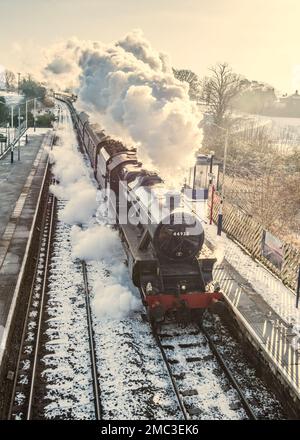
42,205,95,420
0,91,24,106
254,114,300,130
158,324,246,420
235,112,300,152
204,222,300,349
87,261,182,420
0,125,49,143
47,101,291,419
45,101,182,419
203,314,286,419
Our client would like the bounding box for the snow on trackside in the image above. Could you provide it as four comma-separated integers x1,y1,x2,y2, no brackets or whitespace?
51,103,139,320
205,223,300,349
49,115,97,225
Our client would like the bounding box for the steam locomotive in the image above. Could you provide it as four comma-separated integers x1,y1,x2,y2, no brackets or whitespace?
55,94,222,324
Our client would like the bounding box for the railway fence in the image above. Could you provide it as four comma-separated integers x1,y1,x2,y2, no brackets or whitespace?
0,122,27,160
209,192,300,292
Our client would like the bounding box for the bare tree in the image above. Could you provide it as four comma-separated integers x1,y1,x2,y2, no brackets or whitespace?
0,71,4,89
4,70,16,91
173,68,200,101
201,63,242,126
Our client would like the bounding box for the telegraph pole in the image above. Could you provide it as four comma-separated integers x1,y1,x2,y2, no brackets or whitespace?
17,72,21,95
10,106,14,163
25,100,28,129
11,106,14,133
217,128,229,236
18,107,21,161
33,98,36,132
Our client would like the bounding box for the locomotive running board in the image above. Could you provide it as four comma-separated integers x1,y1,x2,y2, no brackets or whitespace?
138,229,151,251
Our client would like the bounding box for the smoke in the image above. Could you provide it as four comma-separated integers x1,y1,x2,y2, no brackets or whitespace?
43,38,84,90
43,30,203,182
46,58,73,75
50,104,139,321
70,224,119,262
71,224,140,320
49,117,97,225
92,282,139,320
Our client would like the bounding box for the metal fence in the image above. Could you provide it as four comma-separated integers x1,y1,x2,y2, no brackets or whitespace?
0,122,27,160
209,192,300,291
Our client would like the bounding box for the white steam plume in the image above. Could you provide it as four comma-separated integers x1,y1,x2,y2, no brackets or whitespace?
49,111,97,225
71,224,140,320
50,104,139,320
43,30,203,182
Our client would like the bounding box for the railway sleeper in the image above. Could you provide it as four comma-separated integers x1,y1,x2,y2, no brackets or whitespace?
186,405,201,416
186,356,203,363
166,358,179,364
229,401,242,411
179,342,202,349
161,344,175,350
181,389,198,397
173,372,186,380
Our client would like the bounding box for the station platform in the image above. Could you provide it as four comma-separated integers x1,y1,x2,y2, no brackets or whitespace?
0,128,51,361
204,222,300,412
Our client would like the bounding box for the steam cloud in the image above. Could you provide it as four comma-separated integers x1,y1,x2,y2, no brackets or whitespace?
51,107,140,320
49,113,97,225
71,224,140,320
44,30,203,182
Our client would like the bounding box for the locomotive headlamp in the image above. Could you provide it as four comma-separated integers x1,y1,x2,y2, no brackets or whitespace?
146,282,153,294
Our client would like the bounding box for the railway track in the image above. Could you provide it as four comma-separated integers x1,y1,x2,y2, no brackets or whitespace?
5,101,278,421
8,196,103,420
81,262,102,420
153,319,258,420
8,186,56,420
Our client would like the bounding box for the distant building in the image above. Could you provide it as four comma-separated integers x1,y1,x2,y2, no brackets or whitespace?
278,90,300,116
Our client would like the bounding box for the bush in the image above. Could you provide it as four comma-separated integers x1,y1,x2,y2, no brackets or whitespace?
35,113,55,127
0,97,9,125
20,77,46,100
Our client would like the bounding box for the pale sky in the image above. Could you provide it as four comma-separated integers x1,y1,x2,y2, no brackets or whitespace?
0,0,300,92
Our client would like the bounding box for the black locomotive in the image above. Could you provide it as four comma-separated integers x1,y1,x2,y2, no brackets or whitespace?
55,93,222,323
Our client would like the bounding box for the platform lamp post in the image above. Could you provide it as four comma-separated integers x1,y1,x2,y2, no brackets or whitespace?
18,107,21,161
209,150,215,225
6,122,9,148
33,98,36,132
0,102,6,155
25,99,28,129
296,266,300,309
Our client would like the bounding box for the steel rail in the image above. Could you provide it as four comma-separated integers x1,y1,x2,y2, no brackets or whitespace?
26,191,56,419
9,188,56,419
7,171,51,419
152,328,190,420
153,320,258,421
200,323,258,420
82,262,102,420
